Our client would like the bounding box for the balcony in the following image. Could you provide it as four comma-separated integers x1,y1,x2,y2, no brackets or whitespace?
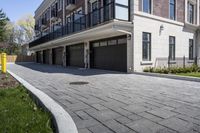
66,0,76,10
30,1,130,48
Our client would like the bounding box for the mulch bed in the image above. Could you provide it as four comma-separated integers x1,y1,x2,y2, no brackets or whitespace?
0,73,19,89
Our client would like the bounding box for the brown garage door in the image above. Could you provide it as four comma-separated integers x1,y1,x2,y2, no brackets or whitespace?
90,36,127,72
52,47,63,65
43,49,50,64
66,44,84,67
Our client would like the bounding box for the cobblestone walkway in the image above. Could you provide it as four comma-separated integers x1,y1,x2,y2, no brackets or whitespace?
8,63,200,133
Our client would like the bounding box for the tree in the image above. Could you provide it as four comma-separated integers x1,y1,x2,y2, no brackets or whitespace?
17,14,35,44
0,9,9,41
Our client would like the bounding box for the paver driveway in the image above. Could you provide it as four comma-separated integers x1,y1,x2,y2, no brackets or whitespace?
8,63,200,133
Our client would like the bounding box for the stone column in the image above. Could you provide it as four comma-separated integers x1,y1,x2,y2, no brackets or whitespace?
185,0,188,22
127,34,134,73
62,46,67,67
197,0,200,25
84,41,90,69
41,50,44,63
49,48,53,65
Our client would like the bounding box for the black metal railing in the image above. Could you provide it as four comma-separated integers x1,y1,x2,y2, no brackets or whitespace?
30,2,117,48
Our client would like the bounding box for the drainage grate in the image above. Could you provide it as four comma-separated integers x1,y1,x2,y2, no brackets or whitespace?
69,81,89,85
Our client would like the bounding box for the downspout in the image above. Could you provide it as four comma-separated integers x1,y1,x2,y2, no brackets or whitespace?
132,0,134,72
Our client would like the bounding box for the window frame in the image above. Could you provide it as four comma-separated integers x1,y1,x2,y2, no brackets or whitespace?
58,0,62,11
187,2,195,24
142,32,151,61
169,36,176,61
189,39,194,60
169,0,176,20
142,0,152,14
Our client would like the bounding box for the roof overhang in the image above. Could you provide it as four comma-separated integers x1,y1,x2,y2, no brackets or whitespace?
30,20,133,51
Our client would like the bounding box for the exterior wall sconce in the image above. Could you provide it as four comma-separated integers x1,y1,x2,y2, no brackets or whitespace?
127,34,131,40
160,25,164,31
159,24,164,35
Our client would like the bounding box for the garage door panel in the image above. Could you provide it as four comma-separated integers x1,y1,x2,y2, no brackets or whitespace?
36,51,42,63
43,50,50,64
67,44,84,67
91,37,127,72
53,47,63,65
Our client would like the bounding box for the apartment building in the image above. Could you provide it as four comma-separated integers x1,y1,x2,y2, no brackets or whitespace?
29,0,200,72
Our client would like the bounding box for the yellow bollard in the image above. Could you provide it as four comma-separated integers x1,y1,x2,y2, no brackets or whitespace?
1,53,7,73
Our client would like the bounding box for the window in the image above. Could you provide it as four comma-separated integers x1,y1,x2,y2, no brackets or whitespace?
169,36,176,60
189,39,194,60
143,0,151,14
47,8,50,20
108,39,117,45
66,0,75,5
58,0,62,10
100,41,107,46
142,32,151,61
169,0,176,20
188,2,194,24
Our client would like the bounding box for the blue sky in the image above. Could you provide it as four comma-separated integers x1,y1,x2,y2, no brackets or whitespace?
0,0,43,22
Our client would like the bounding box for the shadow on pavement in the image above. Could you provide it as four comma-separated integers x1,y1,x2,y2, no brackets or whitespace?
15,63,125,76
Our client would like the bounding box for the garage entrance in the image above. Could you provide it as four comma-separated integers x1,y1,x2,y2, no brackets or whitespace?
43,49,50,64
90,36,127,72
66,44,84,68
36,51,42,63
52,47,63,65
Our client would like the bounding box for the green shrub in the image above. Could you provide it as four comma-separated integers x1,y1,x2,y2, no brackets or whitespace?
143,65,200,74
143,67,151,72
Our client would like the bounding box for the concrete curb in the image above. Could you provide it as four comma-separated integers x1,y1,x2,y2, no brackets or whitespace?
133,72,200,82
7,70,78,133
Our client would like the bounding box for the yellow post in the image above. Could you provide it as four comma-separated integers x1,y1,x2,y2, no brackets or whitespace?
1,53,7,73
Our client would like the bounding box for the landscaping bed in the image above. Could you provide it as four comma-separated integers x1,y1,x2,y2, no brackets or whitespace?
0,72,19,89
0,72,54,133
143,65,200,78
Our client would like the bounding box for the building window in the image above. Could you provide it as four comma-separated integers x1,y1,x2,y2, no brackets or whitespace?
58,0,62,10
143,0,152,14
66,0,75,5
169,0,176,20
188,2,194,24
189,39,194,60
142,32,151,61
169,36,176,60
47,8,50,20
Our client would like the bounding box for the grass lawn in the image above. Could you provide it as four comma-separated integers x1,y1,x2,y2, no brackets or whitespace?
0,73,54,133
177,72,200,78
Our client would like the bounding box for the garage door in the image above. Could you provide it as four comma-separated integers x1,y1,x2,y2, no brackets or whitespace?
52,47,63,65
36,51,42,63
43,49,50,64
66,44,84,67
90,36,127,72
